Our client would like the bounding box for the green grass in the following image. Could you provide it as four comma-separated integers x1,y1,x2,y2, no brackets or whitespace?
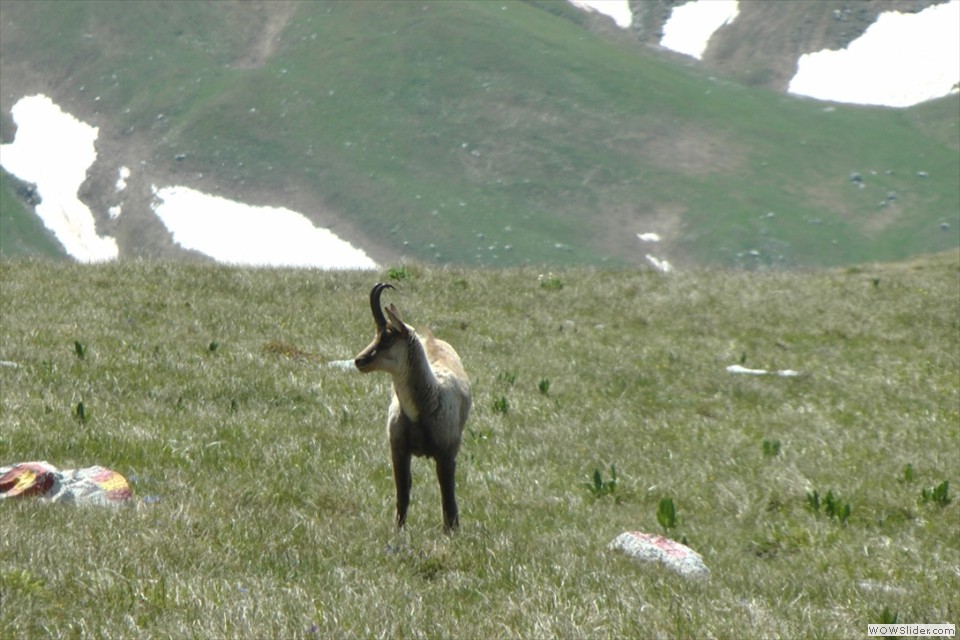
1,254,958,637
0,171,65,259
1,1,957,267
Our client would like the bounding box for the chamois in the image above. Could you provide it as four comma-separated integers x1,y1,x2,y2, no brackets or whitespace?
354,283,472,532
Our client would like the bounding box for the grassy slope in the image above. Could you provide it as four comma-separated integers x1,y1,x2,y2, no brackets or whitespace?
0,0,957,268
1,254,957,637
0,171,66,259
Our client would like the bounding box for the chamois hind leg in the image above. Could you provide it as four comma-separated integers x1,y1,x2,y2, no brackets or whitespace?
392,447,412,529
435,454,459,533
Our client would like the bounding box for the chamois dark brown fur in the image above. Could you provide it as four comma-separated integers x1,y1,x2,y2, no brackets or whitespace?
354,283,471,532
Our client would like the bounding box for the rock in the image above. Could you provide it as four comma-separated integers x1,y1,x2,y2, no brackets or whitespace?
609,531,709,579
0,461,132,506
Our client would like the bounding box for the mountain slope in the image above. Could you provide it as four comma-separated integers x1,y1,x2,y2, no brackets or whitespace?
1,0,957,267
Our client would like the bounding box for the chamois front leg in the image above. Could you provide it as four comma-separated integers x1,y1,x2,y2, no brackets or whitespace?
435,454,459,533
392,446,412,529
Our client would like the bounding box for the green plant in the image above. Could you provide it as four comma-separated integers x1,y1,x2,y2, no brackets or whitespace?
492,396,509,414
878,606,899,625
900,463,915,483
585,464,618,499
387,266,411,281
538,378,550,395
657,496,677,531
824,492,851,524
74,340,86,359
497,370,517,386
920,480,951,507
807,489,850,524
762,438,781,457
2,569,49,597
467,426,493,443
75,400,87,424
538,273,563,290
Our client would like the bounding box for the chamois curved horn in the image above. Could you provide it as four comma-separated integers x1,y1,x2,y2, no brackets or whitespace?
369,282,395,328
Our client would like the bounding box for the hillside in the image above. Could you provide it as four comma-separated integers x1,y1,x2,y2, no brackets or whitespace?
0,0,958,268
1,253,958,636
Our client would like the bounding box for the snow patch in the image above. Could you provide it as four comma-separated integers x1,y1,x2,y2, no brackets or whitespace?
150,185,377,269
567,0,632,28
788,1,960,107
0,94,119,262
660,0,739,60
115,166,130,192
645,254,672,273
727,364,801,377
2,94,377,269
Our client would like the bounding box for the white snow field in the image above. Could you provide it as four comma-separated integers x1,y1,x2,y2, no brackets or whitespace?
567,0,959,107
0,94,119,262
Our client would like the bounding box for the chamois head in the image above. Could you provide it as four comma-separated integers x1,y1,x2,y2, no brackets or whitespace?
355,282,411,374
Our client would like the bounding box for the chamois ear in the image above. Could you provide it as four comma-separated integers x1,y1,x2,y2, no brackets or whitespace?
384,303,410,336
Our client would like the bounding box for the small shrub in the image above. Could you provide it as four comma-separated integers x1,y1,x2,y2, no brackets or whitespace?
208,340,220,353
497,370,517,386
74,340,86,359
492,396,509,414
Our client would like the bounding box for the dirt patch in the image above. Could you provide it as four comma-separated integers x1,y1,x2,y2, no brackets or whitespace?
591,199,689,267
229,1,299,70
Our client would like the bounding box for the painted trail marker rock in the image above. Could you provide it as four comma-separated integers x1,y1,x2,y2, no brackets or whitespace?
0,461,132,506
609,531,710,579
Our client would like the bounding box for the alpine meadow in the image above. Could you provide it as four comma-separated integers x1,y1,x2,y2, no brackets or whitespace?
2,0,960,638
1,254,958,638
